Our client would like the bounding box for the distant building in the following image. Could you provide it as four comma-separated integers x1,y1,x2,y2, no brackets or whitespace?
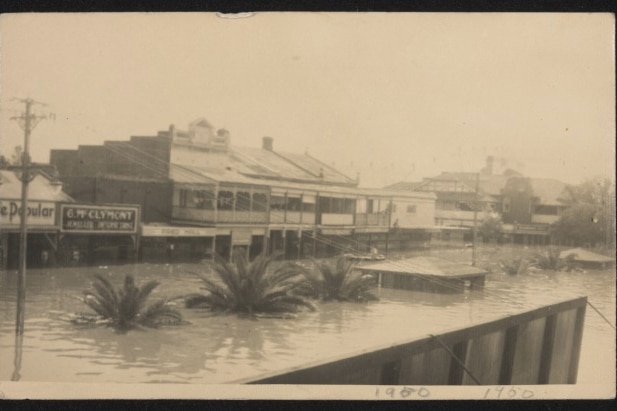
51,118,436,263
386,157,570,245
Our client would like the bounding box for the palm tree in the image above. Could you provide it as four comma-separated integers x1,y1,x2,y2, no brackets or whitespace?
184,249,315,315
534,248,579,271
76,274,183,332
305,257,378,302
499,257,534,276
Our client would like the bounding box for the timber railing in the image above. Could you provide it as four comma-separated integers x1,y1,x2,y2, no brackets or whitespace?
237,296,587,385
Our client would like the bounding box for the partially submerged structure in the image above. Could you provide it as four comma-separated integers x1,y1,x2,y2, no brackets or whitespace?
358,256,487,293
560,248,615,269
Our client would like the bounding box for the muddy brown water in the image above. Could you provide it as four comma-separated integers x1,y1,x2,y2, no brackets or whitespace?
0,248,614,385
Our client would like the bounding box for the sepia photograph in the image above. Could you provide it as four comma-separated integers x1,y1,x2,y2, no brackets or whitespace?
0,12,615,400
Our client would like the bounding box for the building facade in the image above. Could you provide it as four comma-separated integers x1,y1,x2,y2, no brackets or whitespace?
0,169,72,269
386,157,570,245
50,118,436,263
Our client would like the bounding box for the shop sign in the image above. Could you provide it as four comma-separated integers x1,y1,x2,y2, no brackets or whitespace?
0,200,56,228
232,229,252,245
61,204,138,233
142,225,215,237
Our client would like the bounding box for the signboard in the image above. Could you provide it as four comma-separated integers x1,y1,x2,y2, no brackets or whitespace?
61,204,138,233
142,225,215,237
232,229,252,245
0,200,57,228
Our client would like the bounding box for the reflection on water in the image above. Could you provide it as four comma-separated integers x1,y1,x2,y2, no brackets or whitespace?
0,262,614,384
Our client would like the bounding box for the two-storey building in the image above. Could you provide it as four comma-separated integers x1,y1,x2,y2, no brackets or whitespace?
51,118,436,262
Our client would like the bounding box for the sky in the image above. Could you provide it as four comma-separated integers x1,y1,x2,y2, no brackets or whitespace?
1,13,614,187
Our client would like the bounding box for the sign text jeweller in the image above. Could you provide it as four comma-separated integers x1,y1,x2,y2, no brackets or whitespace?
60,203,139,233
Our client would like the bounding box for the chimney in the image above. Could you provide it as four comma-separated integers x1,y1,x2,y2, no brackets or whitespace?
484,155,494,175
262,136,273,151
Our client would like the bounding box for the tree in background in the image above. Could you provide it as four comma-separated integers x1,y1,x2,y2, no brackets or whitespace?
553,177,615,248
0,146,23,168
479,214,503,243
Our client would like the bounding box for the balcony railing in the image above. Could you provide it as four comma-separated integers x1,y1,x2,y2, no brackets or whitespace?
172,207,216,223
355,213,389,227
172,207,267,224
321,213,354,225
270,211,316,225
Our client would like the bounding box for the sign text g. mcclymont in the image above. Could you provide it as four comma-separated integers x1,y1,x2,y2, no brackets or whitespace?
61,204,139,233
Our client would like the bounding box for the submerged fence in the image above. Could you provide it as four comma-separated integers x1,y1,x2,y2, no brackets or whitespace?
239,296,587,385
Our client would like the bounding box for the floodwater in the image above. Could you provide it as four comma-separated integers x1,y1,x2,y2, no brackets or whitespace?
0,252,614,385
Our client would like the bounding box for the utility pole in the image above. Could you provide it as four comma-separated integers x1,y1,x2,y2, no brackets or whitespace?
471,172,480,267
10,98,48,335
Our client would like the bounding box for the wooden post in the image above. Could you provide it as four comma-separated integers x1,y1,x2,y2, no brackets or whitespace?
471,172,480,267
16,100,33,336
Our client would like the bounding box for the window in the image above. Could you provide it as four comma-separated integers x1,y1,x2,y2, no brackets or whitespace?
406,205,417,213
236,191,251,211
270,195,286,211
193,190,215,210
344,198,355,214
252,192,267,211
217,191,234,210
179,189,188,207
366,199,374,213
534,205,558,216
287,196,302,211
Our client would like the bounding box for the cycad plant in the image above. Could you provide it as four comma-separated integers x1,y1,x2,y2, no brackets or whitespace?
184,249,315,315
76,274,183,332
534,248,579,271
304,257,378,302
499,257,534,276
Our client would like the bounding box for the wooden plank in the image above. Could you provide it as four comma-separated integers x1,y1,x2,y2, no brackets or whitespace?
403,353,426,385
498,325,519,385
538,314,557,384
510,317,546,384
240,297,587,385
426,347,453,385
448,341,469,384
462,331,505,385
548,308,578,384
567,305,587,384
380,360,401,385
397,352,415,384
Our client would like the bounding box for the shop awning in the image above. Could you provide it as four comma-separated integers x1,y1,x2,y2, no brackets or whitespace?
141,224,215,237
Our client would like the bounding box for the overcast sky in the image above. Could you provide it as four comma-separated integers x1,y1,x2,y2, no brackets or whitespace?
1,13,614,187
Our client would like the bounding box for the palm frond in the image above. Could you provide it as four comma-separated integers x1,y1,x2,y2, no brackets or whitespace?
310,257,379,303
76,274,183,332
140,300,183,327
185,252,318,315
136,280,161,307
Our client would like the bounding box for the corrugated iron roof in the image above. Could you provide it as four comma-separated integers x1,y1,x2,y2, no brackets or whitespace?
358,256,487,277
560,248,615,263
0,170,73,202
